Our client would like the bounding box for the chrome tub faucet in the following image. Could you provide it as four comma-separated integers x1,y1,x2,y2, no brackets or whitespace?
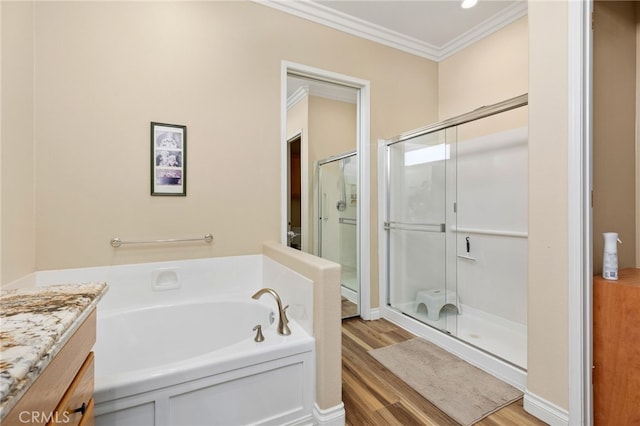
251,288,291,336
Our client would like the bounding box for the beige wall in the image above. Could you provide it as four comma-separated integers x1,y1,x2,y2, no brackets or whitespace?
593,0,638,273
438,17,528,145
287,97,309,143
528,0,569,410
1,1,36,284
17,1,438,273
0,0,2,284
441,10,571,410
262,241,342,411
439,17,528,120
308,96,357,169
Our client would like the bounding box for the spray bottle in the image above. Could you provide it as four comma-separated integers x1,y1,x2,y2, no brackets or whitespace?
602,232,622,280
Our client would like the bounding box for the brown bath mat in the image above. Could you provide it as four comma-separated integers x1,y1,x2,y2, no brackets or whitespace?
369,338,523,425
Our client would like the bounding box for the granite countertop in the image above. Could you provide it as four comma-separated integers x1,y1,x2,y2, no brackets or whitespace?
0,282,108,419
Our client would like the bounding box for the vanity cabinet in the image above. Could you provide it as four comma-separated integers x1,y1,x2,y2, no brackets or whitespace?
593,268,640,425
49,352,95,426
3,309,97,426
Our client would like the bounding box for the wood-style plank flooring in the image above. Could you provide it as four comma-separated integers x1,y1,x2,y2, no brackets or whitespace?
342,297,358,318
342,318,548,426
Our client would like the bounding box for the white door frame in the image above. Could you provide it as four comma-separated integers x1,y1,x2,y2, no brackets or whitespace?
568,1,593,424
280,61,372,319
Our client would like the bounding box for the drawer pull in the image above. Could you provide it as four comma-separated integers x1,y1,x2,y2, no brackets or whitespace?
73,402,87,415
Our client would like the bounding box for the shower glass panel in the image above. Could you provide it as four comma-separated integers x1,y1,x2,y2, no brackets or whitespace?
383,95,528,369
453,106,528,368
386,128,457,334
317,152,358,318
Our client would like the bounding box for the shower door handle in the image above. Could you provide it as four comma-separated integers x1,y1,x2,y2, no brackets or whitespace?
384,222,445,233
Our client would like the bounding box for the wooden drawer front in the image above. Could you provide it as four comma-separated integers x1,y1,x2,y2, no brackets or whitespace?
48,352,94,426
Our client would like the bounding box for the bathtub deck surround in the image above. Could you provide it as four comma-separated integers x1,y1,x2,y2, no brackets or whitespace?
262,241,344,422
0,282,108,421
12,250,343,425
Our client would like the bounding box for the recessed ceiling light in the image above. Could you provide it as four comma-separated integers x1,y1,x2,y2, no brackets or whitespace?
461,0,478,9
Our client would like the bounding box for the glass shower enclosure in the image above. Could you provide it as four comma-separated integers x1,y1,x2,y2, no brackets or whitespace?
382,95,528,369
316,152,359,318
385,126,458,334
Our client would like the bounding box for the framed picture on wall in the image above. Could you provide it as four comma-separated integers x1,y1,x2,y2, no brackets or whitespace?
151,122,186,196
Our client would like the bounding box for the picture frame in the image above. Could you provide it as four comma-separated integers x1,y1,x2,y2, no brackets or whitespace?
151,122,186,196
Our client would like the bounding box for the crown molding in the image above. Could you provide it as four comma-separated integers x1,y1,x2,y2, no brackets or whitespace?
287,79,358,110
308,81,358,104
255,0,528,62
257,0,441,60
438,2,528,61
287,85,309,110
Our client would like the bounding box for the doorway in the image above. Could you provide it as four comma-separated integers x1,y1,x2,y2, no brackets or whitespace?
281,61,372,319
287,134,302,250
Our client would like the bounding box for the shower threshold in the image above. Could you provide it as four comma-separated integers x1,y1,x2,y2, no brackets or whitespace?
392,301,527,370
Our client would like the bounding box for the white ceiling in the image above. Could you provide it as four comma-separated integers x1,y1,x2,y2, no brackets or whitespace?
260,0,528,61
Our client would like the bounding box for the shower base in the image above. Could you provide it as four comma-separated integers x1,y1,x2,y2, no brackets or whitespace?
393,301,527,369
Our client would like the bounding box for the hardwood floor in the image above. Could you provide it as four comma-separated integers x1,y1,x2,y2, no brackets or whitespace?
342,318,547,426
342,297,358,318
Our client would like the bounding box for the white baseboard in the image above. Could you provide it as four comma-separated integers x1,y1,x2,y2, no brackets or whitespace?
368,307,381,320
313,402,345,426
524,391,569,426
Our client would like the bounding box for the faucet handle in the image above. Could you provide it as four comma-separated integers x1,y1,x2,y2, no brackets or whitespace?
253,324,265,342
283,305,290,323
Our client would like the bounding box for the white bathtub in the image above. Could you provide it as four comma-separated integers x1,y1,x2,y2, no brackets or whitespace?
8,255,317,425
93,296,316,426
